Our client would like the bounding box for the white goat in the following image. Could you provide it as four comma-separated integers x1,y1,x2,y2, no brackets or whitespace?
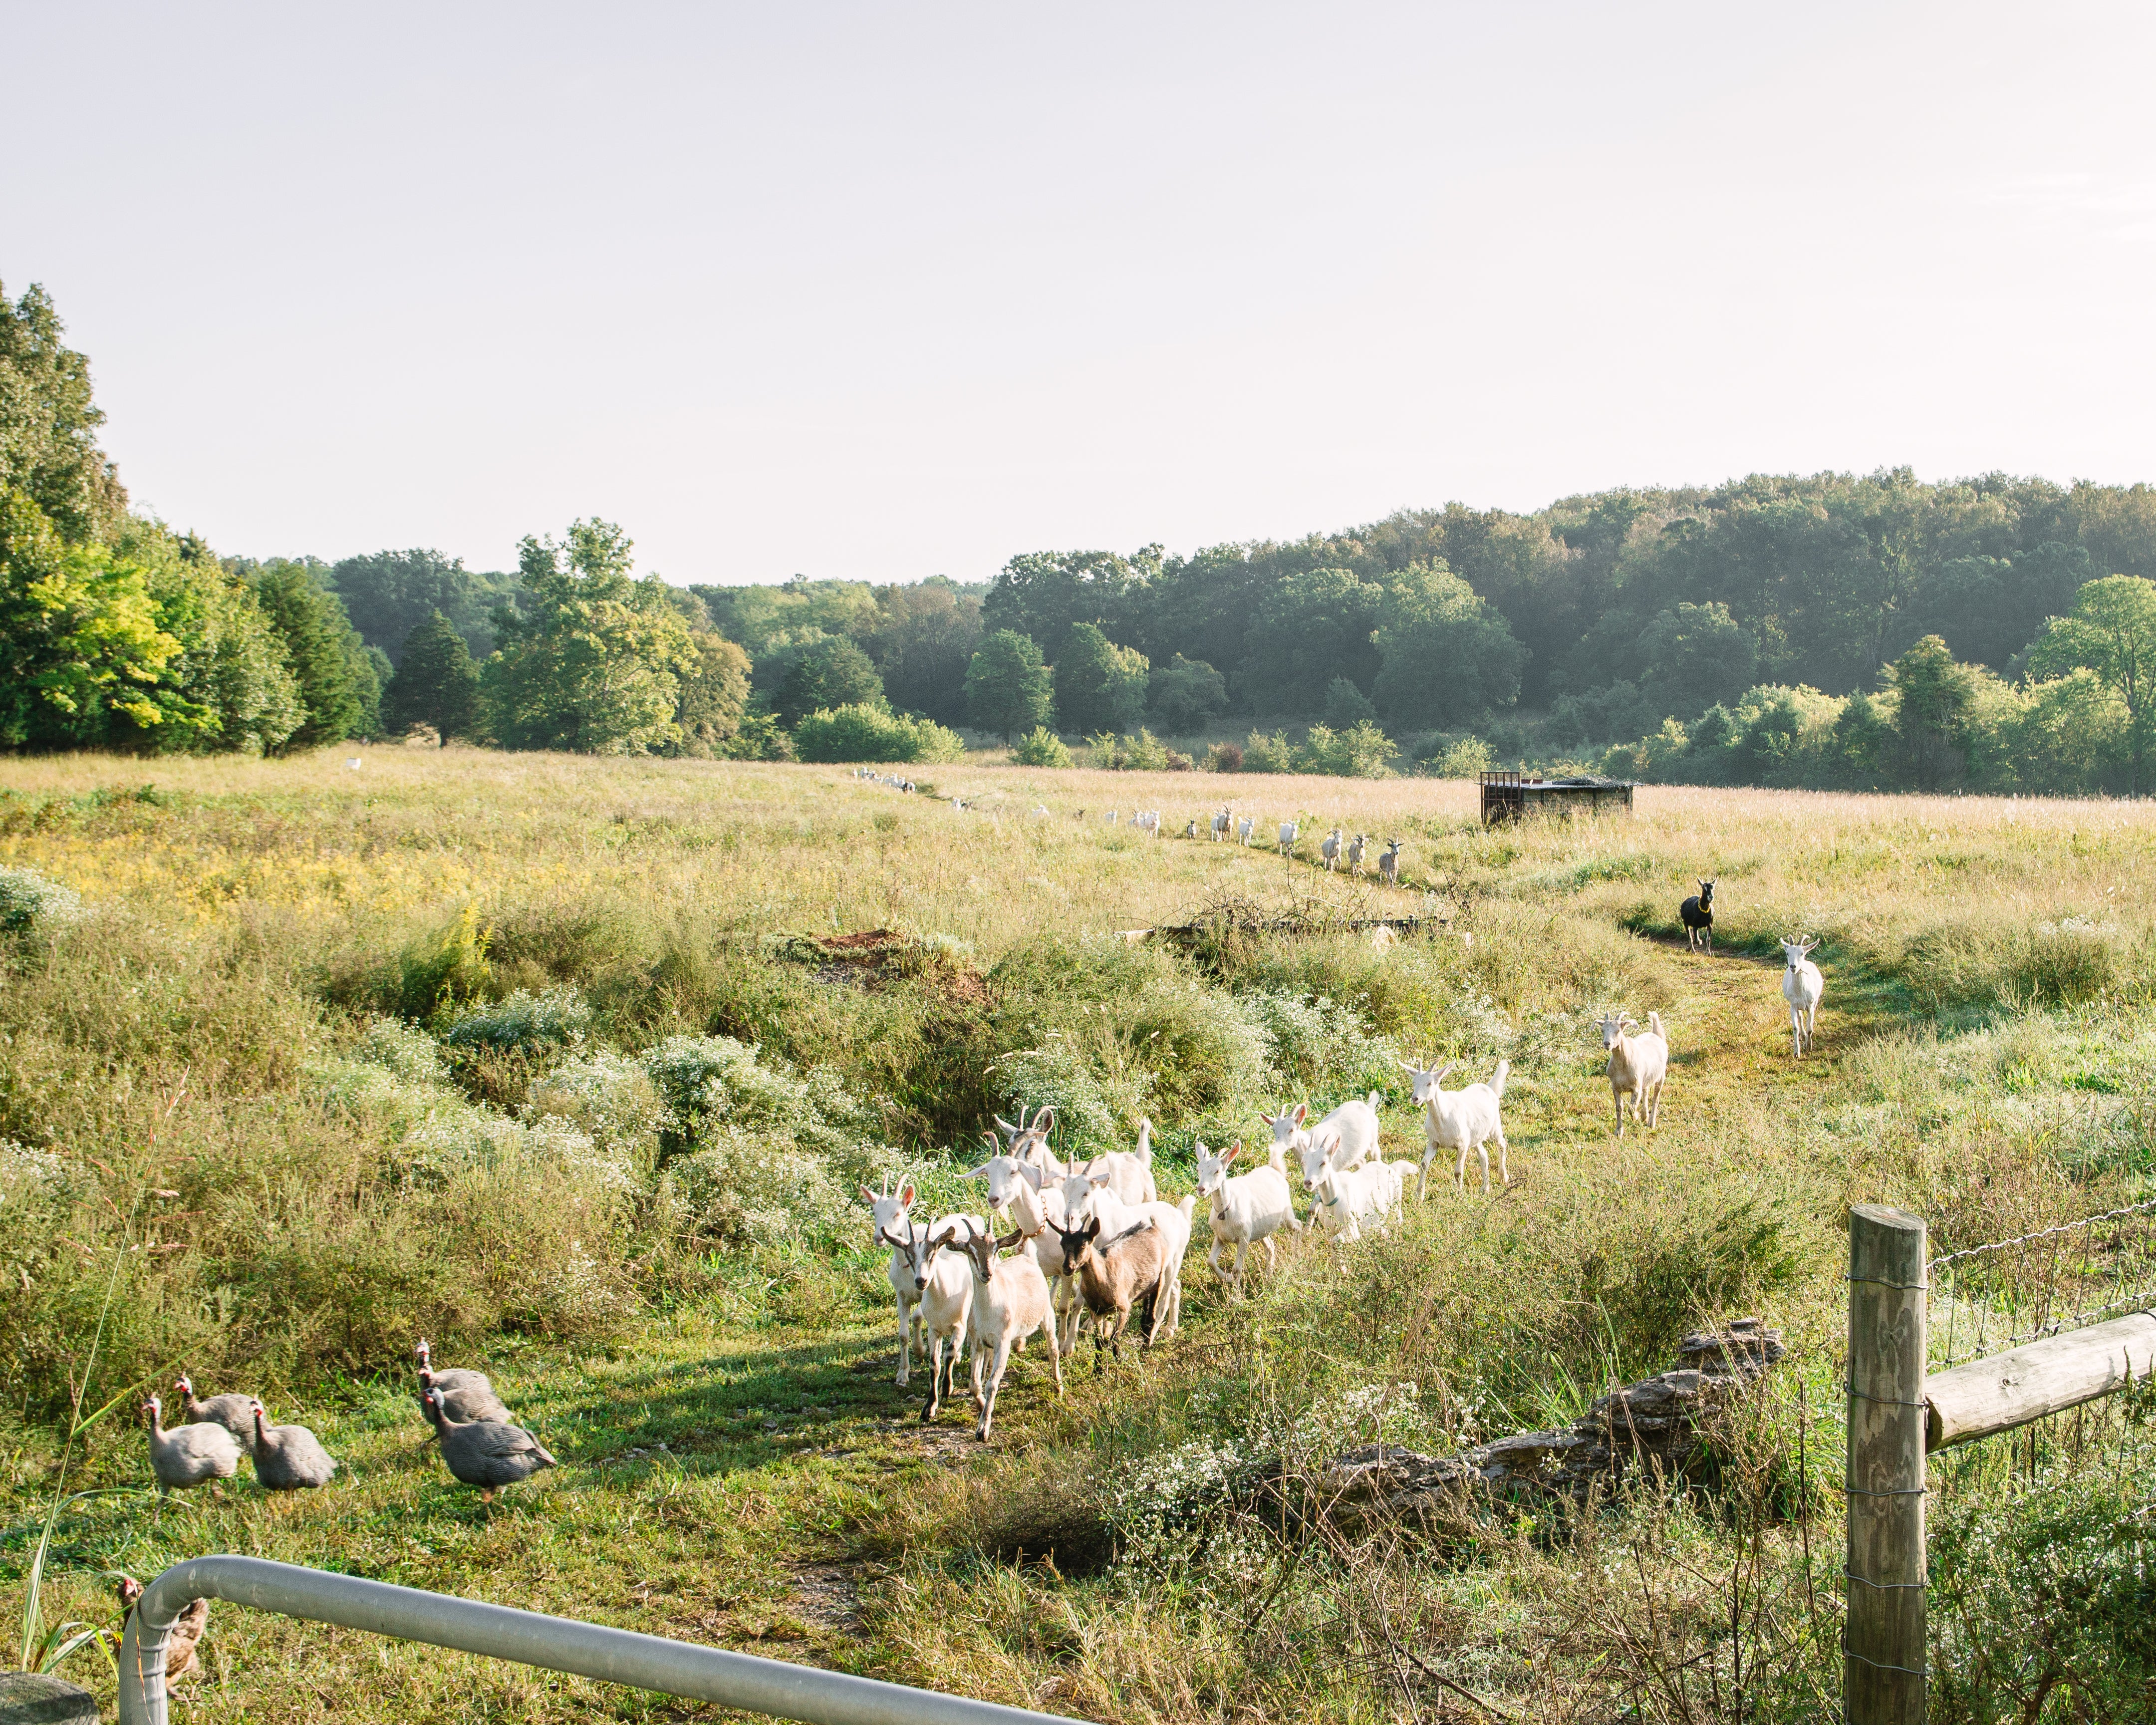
1192,1139,1301,1296
1597,1010,1669,1135
1781,936,1825,1057
1346,833,1367,875
1304,1133,1409,1243
1321,829,1342,871
1377,838,1402,885
894,1216,979,1421
1277,820,1299,856
950,1228,1064,1440
1400,1057,1512,1197
1066,1117,1158,1208
1261,1095,1383,1179
1238,816,1256,847
858,1175,923,1383
990,1106,1063,1177
1211,806,1232,843
963,1148,1073,1315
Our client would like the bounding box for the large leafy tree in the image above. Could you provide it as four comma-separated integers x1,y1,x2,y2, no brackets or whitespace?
481,520,698,754
251,558,368,748
328,549,520,663
383,611,481,745
1147,654,1227,734
1370,562,1527,727
1634,600,1758,714
670,629,752,756
1884,633,1977,790
0,281,129,543
984,547,1159,665
2027,574,2156,792
964,630,1054,742
1054,621,1148,733
1239,567,1383,715
857,576,982,725
0,488,179,748
775,637,884,726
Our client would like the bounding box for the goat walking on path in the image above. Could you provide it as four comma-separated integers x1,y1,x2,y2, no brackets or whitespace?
1193,1139,1300,1296
1781,936,1825,1057
1680,879,1716,953
952,1228,1064,1440
1400,1058,1511,1197
1597,1011,1669,1135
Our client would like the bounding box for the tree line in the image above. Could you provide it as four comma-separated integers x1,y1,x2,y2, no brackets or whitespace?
7,276,2155,791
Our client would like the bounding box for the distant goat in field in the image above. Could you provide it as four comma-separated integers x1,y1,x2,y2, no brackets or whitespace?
1781,936,1824,1057
1346,833,1367,875
1238,816,1256,846
1597,1010,1669,1135
1212,806,1232,842
1278,820,1299,856
1321,829,1342,871
1377,838,1402,886
1681,878,1716,952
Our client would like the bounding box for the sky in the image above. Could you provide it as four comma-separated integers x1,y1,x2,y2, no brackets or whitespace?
5,1,2155,585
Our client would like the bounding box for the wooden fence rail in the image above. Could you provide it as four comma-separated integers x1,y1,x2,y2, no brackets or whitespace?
1845,1205,2156,1725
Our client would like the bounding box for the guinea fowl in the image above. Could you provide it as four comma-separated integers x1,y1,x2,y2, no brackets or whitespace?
117,1576,210,1690
250,1399,338,1489
425,1388,555,1501
144,1395,241,1490
175,1373,256,1444
415,1338,509,1424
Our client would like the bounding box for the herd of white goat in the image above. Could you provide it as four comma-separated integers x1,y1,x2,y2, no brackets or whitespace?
865,911,1836,1440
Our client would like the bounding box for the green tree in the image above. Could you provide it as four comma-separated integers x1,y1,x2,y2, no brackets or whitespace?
1054,621,1148,733
858,577,983,726
1147,654,1227,734
1321,676,1378,729
1371,561,1527,727
252,559,365,748
775,637,884,727
0,489,179,748
383,611,480,745
0,281,129,543
1634,600,1758,713
1239,567,1382,714
964,630,1054,742
983,547,1159,665
791,704,963,764
1884,635,1976,790
482,520,698,753
2027,575,2156,792
1298,720,1396,778
670,630,752,756
328,549,519,663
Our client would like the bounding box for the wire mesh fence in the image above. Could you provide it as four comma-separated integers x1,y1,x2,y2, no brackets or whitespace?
1927,1195,2156,1373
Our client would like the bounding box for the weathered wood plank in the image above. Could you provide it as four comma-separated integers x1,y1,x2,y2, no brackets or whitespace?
1847,1204,1926,1725
1925,1311,2156,1451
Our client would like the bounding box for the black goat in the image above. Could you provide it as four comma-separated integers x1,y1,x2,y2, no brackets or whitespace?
1680,878,1715,953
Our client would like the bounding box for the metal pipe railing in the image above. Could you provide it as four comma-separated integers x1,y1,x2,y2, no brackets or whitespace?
118,1554,1086,1725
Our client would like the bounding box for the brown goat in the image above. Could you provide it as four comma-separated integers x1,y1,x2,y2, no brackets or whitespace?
1050,1216,1169,1370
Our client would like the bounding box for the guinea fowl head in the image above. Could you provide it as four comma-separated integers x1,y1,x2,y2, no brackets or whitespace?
142,1395,162,1429
415,1338,433,1369
173,1373,194,1398
250,1398,269,1432
116,1575,143,1612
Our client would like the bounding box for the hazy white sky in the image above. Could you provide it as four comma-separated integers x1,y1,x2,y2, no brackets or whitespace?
5,1,2154,584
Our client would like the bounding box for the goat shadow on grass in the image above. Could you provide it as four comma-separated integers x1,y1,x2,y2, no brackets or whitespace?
538,1331,1011,1477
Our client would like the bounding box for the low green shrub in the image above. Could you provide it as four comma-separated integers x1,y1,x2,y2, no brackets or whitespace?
791,703,964,763
0,864,85,936
1012,726,1073,767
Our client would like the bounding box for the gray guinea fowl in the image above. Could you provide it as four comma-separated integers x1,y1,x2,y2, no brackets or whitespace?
250,1400,338,1489
415,1338,509,1423
175,1373,257,1443
144,1395,241,1489
425,1389,555,1500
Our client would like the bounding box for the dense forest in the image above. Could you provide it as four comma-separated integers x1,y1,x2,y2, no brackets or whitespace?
6,277,2154,792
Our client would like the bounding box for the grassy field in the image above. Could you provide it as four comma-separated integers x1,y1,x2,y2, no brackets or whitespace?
4,749,2154,1722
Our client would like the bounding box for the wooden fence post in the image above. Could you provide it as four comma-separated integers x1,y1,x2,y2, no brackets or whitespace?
1847,1204,1927,1725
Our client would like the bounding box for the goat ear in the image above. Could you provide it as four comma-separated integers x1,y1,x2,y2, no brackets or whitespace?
898,1184,915,1207
1017,1161,1044,1191
1222,1145,1240,1166
961,1162,989,1181
1292,1104,1308,1125
1088,1168,1111,1187
858,1185,878,1205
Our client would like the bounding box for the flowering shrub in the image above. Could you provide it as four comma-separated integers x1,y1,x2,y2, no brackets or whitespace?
0,865,85,936
440,986,594,1055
